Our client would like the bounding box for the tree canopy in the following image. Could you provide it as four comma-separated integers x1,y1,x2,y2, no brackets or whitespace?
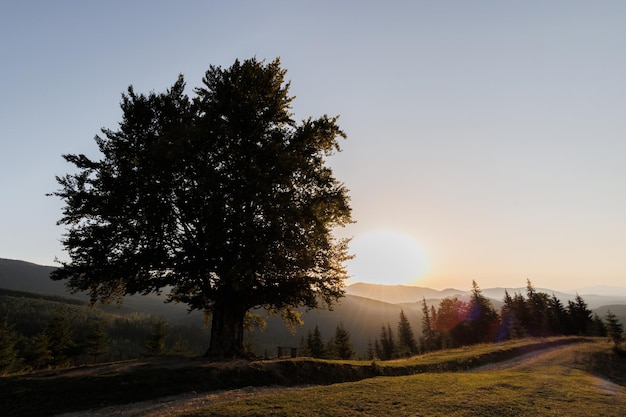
51,57,352,356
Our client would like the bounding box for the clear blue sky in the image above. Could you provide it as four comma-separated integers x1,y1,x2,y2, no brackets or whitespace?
2,1,625,291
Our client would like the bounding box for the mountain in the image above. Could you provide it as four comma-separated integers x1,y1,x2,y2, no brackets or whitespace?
346,282,464,304
0,258,64,295
346,282,626,310
0,258,201,325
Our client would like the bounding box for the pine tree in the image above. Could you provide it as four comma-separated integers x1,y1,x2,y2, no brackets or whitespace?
525,280,551,336
307,325,326,358
333,323,354,360
466,281,499,344
590,313,607,337
420,299,437,352
605,310,624,347
397,309,419,356
380,324,396,360
567,294,593,335
548,294,568,335
366,340,375,360
374,338,383,360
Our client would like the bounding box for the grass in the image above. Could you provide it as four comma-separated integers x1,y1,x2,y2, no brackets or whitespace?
2,337,623,416
177,340,626,417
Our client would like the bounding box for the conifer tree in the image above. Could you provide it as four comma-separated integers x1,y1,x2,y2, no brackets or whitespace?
605,310,624,347
466,281,499,344
567,294,593,335
420,299,437,352
397,309,418,356
366,339,375,360
374,338,383,360
379,325,396,360
548,294,568,335
307,325,326,358
333,323,354,360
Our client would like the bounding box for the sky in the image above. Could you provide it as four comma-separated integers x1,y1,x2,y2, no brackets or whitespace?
2,1,626,292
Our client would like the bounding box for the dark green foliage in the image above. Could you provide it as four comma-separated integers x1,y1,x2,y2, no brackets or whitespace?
0,317,19,374
0,290,205,370
307,325,326,358
51,57,352,357
605,310,624,347
25,332,52,369
46,308,75,366
333,323,354,359
83,319,110,363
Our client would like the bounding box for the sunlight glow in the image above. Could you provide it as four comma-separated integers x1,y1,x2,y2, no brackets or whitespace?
346,230,428,285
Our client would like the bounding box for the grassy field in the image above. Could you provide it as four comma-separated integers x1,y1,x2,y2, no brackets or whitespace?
176,340,626,417
2,337,624,416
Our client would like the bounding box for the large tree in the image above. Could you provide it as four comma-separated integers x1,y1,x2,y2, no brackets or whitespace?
51,58,353,357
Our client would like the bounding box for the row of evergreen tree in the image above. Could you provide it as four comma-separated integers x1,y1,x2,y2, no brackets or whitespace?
368,280,625,360
297,323,356,360
423,280,619,351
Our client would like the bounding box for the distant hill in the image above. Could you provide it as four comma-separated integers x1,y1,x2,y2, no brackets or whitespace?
0,258,201,325
0,258,64,295
346,282,626,310
346,282,464,304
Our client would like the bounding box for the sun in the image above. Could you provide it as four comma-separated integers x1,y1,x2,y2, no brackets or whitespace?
346,229,428,285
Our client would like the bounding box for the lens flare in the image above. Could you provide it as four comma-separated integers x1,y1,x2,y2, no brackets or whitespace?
346,229,428,285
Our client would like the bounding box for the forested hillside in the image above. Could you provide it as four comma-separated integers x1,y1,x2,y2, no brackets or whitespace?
1,258,625,375
0,288,208,374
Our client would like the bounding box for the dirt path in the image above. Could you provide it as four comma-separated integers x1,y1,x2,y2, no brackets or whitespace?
467,344,568,372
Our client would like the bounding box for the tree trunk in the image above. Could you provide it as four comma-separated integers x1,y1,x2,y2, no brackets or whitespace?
205,299,246,357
